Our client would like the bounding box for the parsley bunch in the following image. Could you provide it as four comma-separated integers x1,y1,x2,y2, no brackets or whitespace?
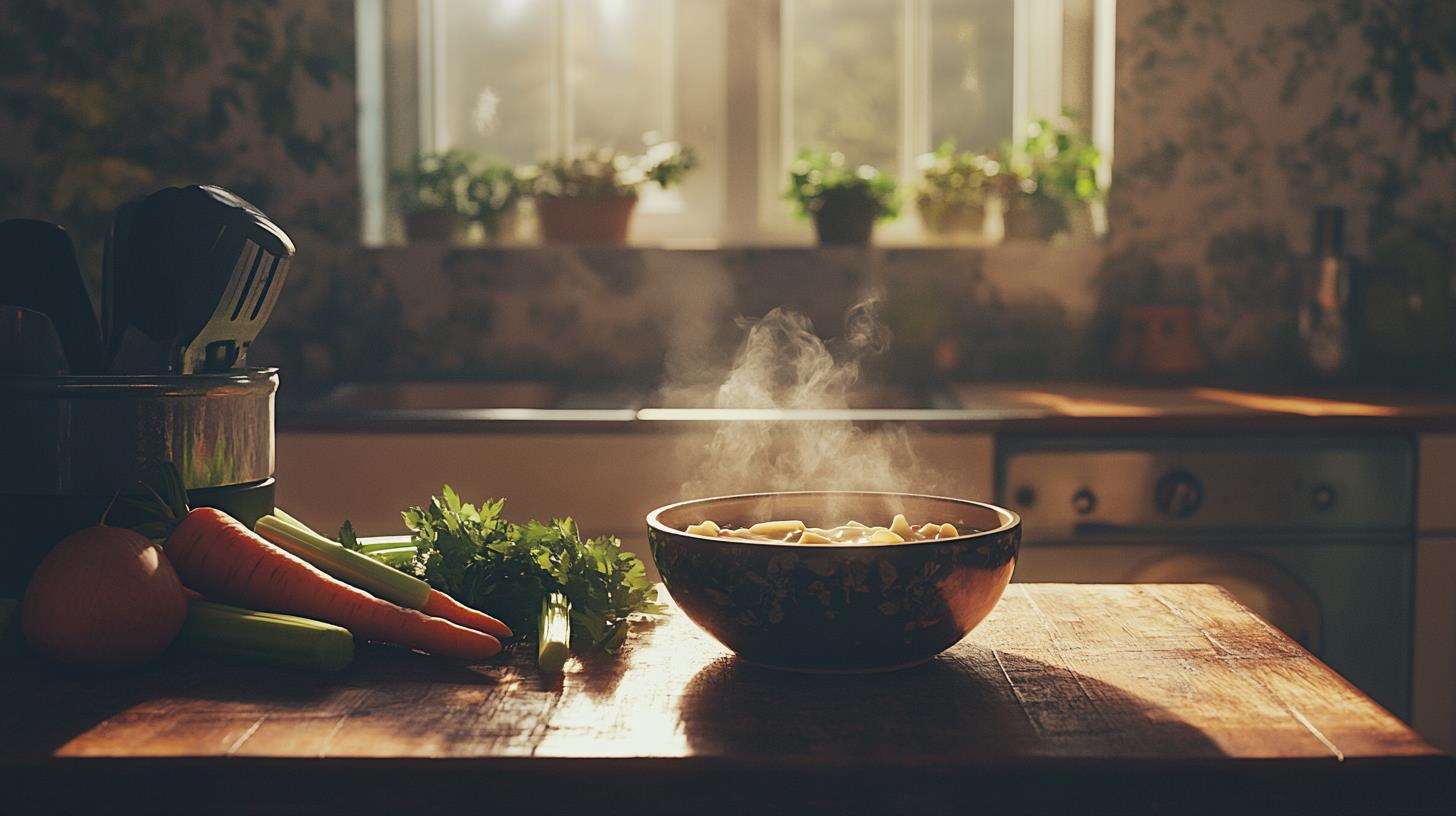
398,487,662,652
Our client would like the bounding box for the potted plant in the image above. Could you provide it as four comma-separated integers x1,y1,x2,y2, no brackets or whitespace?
394,150,475,244
464,161,528,244
1000,116,1104,241
915,141,1002,240
527,139,697,244
785,149,899,246
997,175,1063,241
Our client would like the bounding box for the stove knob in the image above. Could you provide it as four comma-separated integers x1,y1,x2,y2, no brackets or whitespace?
1071,488,1097,516
1013,485,1037,508
1311,482,1337,513
1154,470,1203,518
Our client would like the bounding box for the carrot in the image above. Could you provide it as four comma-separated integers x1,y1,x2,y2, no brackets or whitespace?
421,589,512,638
255,512,512,639
165,508,500,661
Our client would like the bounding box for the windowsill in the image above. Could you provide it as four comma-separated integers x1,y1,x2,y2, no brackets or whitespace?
360,237,1108,253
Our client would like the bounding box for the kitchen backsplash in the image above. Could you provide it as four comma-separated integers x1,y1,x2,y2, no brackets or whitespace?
1,0,1452,397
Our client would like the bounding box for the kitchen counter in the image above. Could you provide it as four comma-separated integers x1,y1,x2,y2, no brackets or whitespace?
281,381,1456,434
2,584,1450,815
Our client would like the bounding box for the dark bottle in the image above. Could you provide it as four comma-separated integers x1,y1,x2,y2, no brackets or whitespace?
1298,206,1359,377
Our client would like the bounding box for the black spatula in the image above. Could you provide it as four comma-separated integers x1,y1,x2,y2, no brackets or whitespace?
103,185,294,373
168,185,294,373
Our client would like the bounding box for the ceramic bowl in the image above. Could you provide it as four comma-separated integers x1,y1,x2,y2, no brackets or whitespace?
647,492,1019,672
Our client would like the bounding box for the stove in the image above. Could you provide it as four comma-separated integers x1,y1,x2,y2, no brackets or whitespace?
998,434,1415,717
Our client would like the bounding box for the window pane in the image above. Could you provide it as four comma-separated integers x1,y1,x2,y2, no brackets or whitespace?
1061,0,1095,119
787,0,901,174
570,0,673,151
436,0,553,164
928,0,1014,153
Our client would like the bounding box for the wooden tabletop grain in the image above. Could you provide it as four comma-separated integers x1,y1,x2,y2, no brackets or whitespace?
1,584,1451,815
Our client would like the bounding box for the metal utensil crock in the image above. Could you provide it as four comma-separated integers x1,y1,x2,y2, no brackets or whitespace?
0,368,278,594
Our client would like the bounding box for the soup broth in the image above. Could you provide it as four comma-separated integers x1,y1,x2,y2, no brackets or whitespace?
684,514,959,545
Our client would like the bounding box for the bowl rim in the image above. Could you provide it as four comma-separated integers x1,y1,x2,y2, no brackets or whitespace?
646,490,1021,549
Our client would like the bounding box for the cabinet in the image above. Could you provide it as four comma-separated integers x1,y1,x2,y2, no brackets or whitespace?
1415,434,1456,752
1414,537,1456,754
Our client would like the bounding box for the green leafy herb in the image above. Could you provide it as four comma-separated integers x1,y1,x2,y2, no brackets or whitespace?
337,520,362,552
396,486,663,653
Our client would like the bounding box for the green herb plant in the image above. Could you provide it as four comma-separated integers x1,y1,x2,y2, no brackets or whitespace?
392,150,476,216
393,150,527,238
784,148,900,220
525,137,698,199
1005,115,1104,203
915,140,1003,210
393,487,663,653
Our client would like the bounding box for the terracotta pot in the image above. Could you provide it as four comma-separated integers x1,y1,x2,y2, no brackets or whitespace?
1001,196,1062,241
918,200,988,240
404,210,468,244
810,195,879,246
479,206,520,245
1063,200,1097,240
1113,304,1208,377
535,194,637,244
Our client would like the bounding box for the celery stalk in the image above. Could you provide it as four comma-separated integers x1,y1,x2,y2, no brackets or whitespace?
255,514,432,610
273,509,408,553
357,534,413,553
538,592,571,673
364,545,419,568
175,600,354,671
270,507,310,532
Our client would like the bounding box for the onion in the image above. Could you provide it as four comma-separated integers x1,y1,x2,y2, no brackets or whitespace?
21,525,188,669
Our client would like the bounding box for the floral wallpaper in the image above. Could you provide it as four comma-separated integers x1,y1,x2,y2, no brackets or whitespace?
0,0,1451,396
0,0,378,392
1107,0,1456,376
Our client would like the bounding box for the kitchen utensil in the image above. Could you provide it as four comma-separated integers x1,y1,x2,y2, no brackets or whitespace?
0,219,104,373
104,185,294,373
171,184,294,370
102,193,170,371
0,305,69,375
647,491,1019,671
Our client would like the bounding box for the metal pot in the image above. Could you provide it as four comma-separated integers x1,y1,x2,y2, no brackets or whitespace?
0,369,278,594
1,369,276,494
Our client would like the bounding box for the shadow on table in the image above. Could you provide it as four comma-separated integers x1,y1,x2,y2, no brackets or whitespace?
672,649,1236,813
677,648,1223,761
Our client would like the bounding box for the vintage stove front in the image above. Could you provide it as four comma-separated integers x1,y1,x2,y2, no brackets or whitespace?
998,435,1415,718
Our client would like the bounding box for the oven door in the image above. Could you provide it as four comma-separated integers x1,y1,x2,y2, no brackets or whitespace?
1013,535,1413,719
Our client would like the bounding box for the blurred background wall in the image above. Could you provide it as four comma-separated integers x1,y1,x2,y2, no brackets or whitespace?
0,0,1452,393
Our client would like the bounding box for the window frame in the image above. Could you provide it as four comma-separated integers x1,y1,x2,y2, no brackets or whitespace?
358,0,1116,247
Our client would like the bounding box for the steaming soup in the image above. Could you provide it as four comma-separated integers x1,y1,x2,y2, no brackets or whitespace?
684,514,959,545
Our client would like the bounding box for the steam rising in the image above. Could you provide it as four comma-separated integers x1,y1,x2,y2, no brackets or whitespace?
678,298,920,498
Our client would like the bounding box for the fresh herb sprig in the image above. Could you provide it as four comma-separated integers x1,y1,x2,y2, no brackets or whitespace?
397,487,662,653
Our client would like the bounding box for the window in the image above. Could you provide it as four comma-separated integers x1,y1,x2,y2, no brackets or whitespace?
358,0,1114,246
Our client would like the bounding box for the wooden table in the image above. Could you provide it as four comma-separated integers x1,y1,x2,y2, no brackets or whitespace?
1,584,1451,815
